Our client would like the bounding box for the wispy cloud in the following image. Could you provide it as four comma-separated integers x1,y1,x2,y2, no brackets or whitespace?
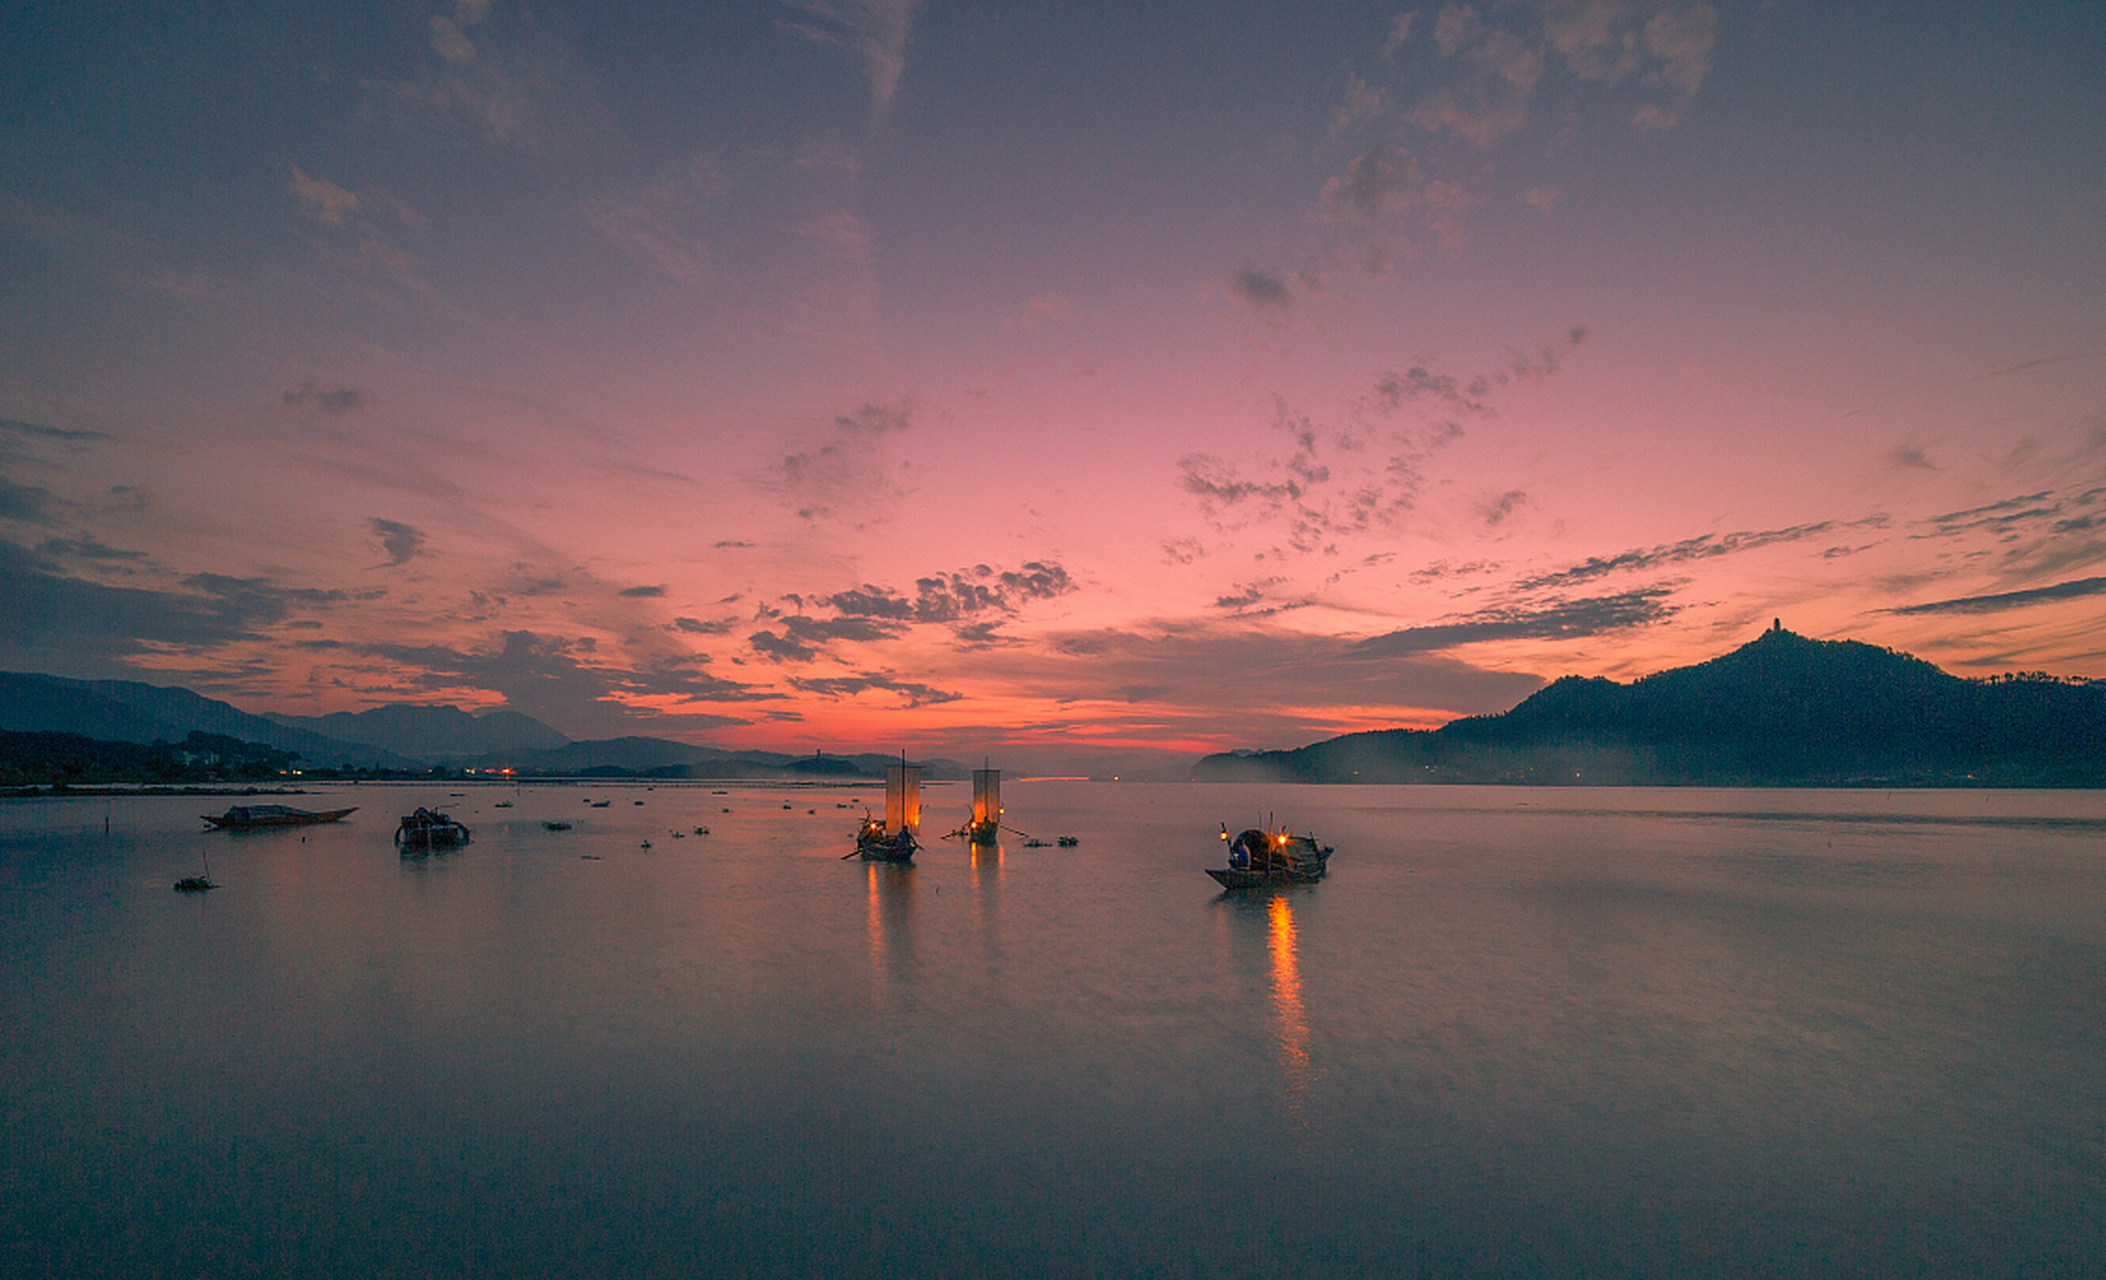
381,0,614,157
1516,518,1861,590
284,377,370,414
1230,267,1293,309
786,671,961,707
778,0,923,109
0,476,57,524
1309,2,1720,275
1917,491,2057,539
747,560,1075,663
0,540,351,668
1179,328,1586,553
366,627,777,736
1888,576,2106,616
285,166,426,284
582,152,725,288
1354,587,1681,657
774,397,924,520
1000,618,1549,735
368,518,428,567
0,417,109,461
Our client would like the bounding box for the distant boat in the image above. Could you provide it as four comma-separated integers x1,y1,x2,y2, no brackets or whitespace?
1208,823,1332,889
202,804,357,830
395,807,471,855
949,765,1003,843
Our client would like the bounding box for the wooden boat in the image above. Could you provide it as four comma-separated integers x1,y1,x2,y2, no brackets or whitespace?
395,807,471,854
202,804,357,830
949,765,1002,843
1207,824,1333,888
850,757,921,861
854,813,918,861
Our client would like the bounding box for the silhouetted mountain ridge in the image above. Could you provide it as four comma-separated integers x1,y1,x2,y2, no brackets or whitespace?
0,672,419,769
0,671,969,779
264,703,569,761
1196,627,2106,785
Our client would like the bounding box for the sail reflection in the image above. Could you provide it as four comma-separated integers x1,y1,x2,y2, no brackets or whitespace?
865,861,917,991
1268,894,1313,1112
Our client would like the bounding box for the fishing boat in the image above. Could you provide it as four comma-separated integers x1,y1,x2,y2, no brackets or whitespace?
850,758,921,862
950,765,1002,843
395,807,472,854
1207,823,1333,889
202,804,357,830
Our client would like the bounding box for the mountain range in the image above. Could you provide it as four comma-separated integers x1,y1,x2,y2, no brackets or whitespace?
0,671,969,779
1196,626,2106,786
10,626,2103,787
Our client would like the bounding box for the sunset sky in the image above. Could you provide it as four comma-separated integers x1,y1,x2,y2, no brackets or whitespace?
3,0,2102,771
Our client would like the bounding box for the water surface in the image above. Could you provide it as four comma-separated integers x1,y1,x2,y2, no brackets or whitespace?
4,783,2102,1276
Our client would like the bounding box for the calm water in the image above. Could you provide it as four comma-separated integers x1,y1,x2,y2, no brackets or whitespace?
3,782,2103,1277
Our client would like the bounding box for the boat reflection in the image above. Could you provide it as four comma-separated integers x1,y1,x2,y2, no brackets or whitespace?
864,861,917,991
1268,893,1313,1114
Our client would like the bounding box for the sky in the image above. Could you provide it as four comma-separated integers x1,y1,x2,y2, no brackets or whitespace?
2,0,2102,773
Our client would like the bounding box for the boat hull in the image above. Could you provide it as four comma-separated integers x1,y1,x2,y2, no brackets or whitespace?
857,835,917,862
1207,861,1328,889
202,805,358,830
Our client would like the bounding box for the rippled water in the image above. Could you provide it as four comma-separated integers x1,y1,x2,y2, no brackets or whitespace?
4,782,2103,1277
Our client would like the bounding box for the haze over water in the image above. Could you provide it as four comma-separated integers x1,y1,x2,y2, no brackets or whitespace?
5,782,2103,1276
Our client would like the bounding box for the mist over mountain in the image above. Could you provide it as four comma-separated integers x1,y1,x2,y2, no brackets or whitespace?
1196,627,2106,786
264,704,569,762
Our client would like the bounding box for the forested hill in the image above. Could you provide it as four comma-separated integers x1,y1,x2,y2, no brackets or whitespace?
1195,627,2106,786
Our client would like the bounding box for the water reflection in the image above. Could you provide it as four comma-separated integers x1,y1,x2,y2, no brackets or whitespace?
1267,893,1314,1115
864,862,917,991
968,841,1000,955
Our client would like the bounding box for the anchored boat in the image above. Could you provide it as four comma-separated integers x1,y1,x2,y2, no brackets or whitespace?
202,804,357,830
851,758,921,862
395,807,472,854
1208,823,1333,889
951,764,1002,843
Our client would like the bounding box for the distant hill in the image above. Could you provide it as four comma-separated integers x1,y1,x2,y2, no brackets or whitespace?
1194,626,2106,786
0,728,298,785
265,704,568,762
0,672,418,770
0,669,968,779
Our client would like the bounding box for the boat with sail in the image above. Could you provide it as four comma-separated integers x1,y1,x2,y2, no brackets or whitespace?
950,764,1003,843
850,757,921,862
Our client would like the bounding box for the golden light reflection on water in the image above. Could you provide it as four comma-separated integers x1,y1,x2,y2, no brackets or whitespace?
866,862,881,980
865,862,916,989
969,841,1000,943
1268,893,1313,1112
